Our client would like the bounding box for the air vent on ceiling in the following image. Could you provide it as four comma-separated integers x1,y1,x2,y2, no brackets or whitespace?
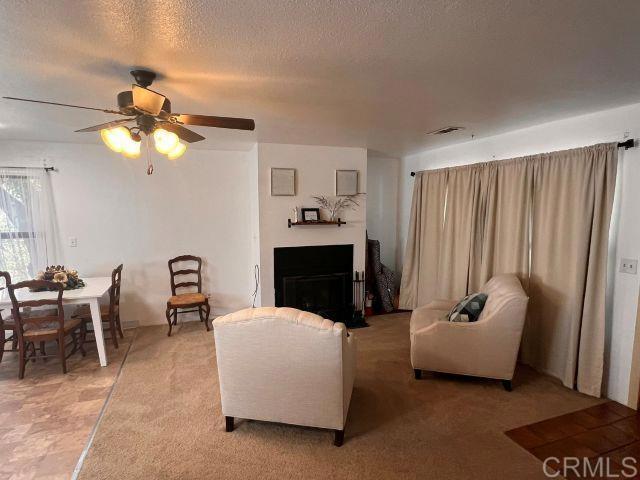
426,126,465,136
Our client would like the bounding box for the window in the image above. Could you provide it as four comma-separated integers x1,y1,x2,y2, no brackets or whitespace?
0,168,59,281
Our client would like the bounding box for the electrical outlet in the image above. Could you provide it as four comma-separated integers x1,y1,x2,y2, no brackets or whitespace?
69,237,77,248
620,258,638,275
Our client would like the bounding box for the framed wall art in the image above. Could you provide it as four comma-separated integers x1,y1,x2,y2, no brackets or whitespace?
271,168,296,196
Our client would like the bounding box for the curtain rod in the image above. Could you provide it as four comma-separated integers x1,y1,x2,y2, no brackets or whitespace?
409,139,637,177
0,166,55,172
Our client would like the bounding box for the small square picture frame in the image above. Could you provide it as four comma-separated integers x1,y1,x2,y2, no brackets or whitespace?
301,208,320,222
271,168,296,196
335,170,359,196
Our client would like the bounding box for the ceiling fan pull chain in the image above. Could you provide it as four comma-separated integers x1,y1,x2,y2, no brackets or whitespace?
145,136,153,175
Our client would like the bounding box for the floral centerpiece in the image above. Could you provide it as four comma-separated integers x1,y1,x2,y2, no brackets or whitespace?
32,266,85,291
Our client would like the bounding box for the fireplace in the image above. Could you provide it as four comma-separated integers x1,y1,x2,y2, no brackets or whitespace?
274,245,353,323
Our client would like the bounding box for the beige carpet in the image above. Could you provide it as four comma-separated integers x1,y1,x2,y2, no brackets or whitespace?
78,313,603,479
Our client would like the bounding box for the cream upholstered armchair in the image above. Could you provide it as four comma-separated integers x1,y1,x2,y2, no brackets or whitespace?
410,274,528,391
213,307,356,446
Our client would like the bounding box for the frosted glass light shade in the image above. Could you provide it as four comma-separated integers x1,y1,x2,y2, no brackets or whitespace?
167,142,187,160
153,129,179,154
100,127,130,153
122,138,141,158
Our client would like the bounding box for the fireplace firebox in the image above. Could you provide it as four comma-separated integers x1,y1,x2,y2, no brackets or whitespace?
274,245,353,323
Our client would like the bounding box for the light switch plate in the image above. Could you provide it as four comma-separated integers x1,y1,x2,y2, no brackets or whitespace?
620,258,638,275
69,237,77,248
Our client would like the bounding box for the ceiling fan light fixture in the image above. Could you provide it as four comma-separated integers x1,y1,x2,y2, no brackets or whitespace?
100,126,131,153
167,142,187,160
122,137,141,159
153,128,179,154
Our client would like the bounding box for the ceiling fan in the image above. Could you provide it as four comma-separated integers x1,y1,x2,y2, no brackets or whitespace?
3,69,255,174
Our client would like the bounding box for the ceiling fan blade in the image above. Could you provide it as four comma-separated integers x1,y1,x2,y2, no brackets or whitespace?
159,122,205,143
174,114,255,131
75,118,135,132
132,85,165,116
2,96,126,115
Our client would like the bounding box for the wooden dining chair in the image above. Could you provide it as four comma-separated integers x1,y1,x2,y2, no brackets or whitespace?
8,280,86,379
165,255,211,336
0,271,18,363
73,264,124,348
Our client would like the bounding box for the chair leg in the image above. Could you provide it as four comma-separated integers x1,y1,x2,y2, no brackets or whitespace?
334,429,344,447
0,328,5,364
198,306,204,322
71,332,78,355
79,324,87,357
58,336,67,374
109,315,119,349
39,341,46,361
18,338,26,379
29,342,36,363
502,380,513,392
165,308,173,337
225,416,234,432
172,309,178,326
203,302,211,332
414,369,422,380
116,313,124,339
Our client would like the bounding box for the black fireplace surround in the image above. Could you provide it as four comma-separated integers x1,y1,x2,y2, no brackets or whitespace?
274,245,354,323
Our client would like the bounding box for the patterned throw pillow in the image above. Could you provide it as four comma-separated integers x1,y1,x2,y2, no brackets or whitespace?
448,293,488,322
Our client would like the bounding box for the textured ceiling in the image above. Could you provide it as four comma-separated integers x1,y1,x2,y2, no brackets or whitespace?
1,0,640,156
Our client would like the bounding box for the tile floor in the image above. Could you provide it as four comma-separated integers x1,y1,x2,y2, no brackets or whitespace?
506,400,640,479
0,331,133,480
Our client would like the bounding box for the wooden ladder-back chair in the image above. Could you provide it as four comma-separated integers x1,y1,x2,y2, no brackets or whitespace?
166,255,211,336
73,264,124,348
8,280,85,379
0,271,18,362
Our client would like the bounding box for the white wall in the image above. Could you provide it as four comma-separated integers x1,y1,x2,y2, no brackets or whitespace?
257,143,367,305
0,140,257,326
366,154,400,271
398,103,640,406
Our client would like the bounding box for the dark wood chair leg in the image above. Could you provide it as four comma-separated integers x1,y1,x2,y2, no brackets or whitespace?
39,341,46,360
414,369,422,380
0,328,5,363
225,416,234,432
116,313,124,339
334,429,344,447
71,332,78,355
109,315,119,349
58,336,67,374
502,379,512,392
172,309,178,326
79,324,87,357
18,338,26,379
203,302,211,331
166,308,173,337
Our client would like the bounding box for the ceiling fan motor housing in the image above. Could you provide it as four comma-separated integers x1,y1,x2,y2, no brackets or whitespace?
117,90,171,116
130,69,156,88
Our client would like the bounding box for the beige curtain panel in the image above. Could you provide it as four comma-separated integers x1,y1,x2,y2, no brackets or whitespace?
400,143,618,396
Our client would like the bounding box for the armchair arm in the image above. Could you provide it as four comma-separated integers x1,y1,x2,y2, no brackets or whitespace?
342,332,357,425
424,299,458,311
411,319,520,380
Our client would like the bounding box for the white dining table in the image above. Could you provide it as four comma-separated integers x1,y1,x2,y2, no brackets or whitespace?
0,276,112,367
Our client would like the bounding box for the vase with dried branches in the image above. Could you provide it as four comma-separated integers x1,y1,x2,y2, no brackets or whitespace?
311,194,360,222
